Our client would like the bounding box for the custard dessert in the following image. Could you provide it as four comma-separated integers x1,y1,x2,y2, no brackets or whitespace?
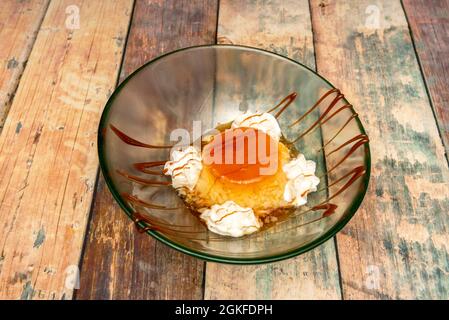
164,111,320,237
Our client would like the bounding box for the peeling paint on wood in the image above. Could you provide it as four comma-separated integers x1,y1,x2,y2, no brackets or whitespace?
21,281,34,300
402,0,449,160
7,58,19,70
33,227,45,248
0,0,50,130
15,121,23,134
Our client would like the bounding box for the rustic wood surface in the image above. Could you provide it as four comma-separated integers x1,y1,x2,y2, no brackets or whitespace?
311,0,449,299
75,0,218,300
205,0,341,300
0,0,50,130
0,0,448,300
402,0,449,156
0,0,133,299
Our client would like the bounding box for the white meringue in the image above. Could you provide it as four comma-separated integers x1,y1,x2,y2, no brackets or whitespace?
164,146,202,192
282,154,320,206
199,201,261,237
232,111,282,141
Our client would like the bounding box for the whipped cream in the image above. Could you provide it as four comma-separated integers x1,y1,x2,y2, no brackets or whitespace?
283,154,320,206
232,111,282,141
199,201,262,237
164,146,202,192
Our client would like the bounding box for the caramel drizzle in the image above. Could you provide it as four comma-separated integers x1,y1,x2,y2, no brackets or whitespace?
130,164,366,242
316,166,365,208
133,211,208,235
133,160,167,175
236,115,269,128
299,104,353,140
313,204,338,217
238,112,264,122
215,209,240,223
163,151,201,178
122,193,179,210
276,165,366,221
317,165,365,192
108,88,369,241
315,113,358,153
116,169,171,186
132,211,230,240
267,165,366,235
289,88,340,127
291,92,348,143
160,162,365,241
134,214,191,229
110,124,173,149
133,211,161,233
127,156,361,239
325,134,369,174
249,118,269,126
267,92,298,118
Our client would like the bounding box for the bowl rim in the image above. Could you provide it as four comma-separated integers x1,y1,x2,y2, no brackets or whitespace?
98,44,371,264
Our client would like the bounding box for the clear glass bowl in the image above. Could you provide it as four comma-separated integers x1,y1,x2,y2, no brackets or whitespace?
98,45,370,264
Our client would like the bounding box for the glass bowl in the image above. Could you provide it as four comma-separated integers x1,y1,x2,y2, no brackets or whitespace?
98,45,370,264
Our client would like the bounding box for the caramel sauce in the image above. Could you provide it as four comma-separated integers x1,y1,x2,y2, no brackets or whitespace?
116,169,171,185
108,89,370,240
110,124,172,149
312,203,338,217
202,127,279,184
134,160,166,175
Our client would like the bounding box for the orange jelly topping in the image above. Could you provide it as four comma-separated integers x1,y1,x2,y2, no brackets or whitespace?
203,127,279,184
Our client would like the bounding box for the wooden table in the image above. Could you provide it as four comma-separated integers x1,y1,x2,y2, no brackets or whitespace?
0,0,448,300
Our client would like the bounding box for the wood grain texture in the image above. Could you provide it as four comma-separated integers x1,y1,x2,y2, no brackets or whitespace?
311,0,449,299
205,0,342,300
75,0,218,300
0,0,133,299
402,0,449,158
0,0,50,130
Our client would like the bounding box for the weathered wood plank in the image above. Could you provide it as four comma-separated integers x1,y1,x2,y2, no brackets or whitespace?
311,0,449,299
75,0,218,300
0,0,133,299
205,0,342,300
0,0,50,130
402,0,449,158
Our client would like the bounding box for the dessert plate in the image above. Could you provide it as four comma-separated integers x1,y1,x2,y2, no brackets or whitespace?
98,45,370,264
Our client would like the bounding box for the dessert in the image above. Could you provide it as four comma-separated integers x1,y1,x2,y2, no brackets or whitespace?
163,109,320,237
110,89,369,240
